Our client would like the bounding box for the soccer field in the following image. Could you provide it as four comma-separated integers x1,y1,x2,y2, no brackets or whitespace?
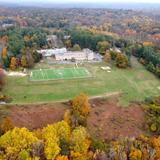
30,67,91,81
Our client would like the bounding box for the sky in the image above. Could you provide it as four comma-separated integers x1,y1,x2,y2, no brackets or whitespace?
0,0,160,3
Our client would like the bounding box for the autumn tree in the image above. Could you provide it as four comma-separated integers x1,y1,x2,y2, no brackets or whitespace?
70,126,91,160
42,121,71,160
1,47,9,68
0,127,38,159
152,137,160,159
0,117,13,135
96,41,110,55
10,57,17,70
1,47,7,58
104,52,111,62
129,148,142,160
64,39,72,48
110,50,118,60
21,55,27,68
116,53,128,68
72,44,81,51
0,68,6,90
56,155,69,160
71,93,91,126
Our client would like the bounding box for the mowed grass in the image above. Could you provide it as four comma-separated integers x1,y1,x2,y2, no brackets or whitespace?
2,57,160,106
30,68,91,81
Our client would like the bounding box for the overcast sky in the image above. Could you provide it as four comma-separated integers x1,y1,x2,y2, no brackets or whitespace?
0,0,160,3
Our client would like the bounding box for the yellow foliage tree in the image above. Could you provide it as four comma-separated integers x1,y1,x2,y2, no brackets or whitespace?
63,110,71,125
21,55,28,68
0,127,38,159
1,47,7,58
42,121,70,160
129,148,142,160
56,155,69,160
143,41,153,46
70,126,91,160
10,57,17,70
72,93,90,118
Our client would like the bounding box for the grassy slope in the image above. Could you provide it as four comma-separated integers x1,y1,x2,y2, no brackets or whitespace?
2,57,160,105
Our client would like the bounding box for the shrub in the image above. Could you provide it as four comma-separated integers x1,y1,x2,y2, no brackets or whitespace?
0,117,14,135
90,138,107,152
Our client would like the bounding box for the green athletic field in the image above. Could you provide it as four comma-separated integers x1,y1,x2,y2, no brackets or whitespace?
30,68,91,81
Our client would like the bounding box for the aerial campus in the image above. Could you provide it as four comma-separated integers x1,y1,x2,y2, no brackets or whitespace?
0,1,160,160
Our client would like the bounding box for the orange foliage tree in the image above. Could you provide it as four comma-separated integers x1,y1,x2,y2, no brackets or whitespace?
104,52,111,62
152,137,160,160
0,118,14,134
71,93,91,126
72,93,90,118
116,53,128,68
10,57,17,70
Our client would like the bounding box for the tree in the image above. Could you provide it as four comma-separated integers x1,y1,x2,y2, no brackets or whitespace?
146,62,155,73
70,126,91,160
129,148,142,160
10,57,17,70
21,55,27,68
0,68,6,90
42,121,70,160
72,93,90,118
104,52,111,62
109,50,118,60
0,128,38,159
2,55,10,68
116,53,128,68
64,39,72,48
1,47,7,58
1,47,9,68
0,118,13,135
156,66,160,78
72,44,81,51
96,41,110,55
21,47,35,68
56,155,69,160
152,137,160,159
71,93,91,126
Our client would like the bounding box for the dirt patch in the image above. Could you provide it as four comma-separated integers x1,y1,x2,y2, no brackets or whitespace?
87,98,146,141
10,103,66,130
7,97,146,140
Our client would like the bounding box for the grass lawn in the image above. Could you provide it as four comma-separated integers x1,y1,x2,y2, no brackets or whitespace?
2,57,160,106
30,68,91,81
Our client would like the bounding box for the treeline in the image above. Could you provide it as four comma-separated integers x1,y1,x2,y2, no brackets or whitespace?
56,29,131,69
133,44,160,78
0,94,160,160
0,27,49,70
56,29,129,52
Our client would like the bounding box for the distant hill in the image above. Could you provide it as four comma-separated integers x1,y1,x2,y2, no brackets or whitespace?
0,2,160,10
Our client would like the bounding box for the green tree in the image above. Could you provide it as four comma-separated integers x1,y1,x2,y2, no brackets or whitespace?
96,41,110,55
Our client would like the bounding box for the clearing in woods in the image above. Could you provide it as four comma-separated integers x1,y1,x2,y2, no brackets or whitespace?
2,57,160,105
